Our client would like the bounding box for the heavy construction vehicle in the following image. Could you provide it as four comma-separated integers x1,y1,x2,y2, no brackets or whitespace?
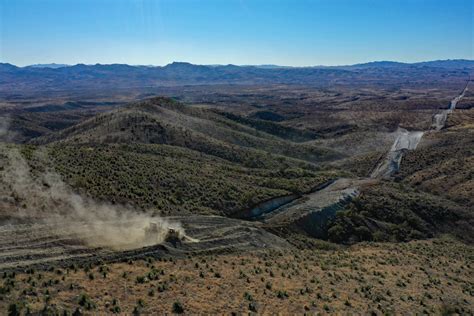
144,222,190,247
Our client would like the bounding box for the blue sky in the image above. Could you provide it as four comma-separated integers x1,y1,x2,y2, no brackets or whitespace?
1,0,472,66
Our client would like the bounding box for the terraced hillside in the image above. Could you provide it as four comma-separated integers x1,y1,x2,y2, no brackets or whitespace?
0,216,290,271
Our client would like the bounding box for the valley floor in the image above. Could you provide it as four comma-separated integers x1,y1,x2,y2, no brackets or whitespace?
1,237,472,315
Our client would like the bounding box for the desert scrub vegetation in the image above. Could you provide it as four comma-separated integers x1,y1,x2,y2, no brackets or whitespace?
1,142,335,218
42,143,334,216
397,115,474,207
0,237,472,314
338,150,385,178
33,96,341,165
327,181,473,244
212,110,319,142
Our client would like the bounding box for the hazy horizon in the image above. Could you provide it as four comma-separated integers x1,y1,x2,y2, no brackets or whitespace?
2,58,474,69
1,0,472,67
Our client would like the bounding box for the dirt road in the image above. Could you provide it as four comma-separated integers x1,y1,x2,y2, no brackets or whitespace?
0,216,290,272
432,83,469,130
370,128,424,179
264,79,471,234
371,82,469,179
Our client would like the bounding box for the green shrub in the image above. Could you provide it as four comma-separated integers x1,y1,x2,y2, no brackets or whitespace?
172,301,184,314
78,293,96,310
8,302,21,316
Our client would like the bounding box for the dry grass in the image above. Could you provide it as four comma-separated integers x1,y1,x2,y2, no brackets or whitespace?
1,237,472,315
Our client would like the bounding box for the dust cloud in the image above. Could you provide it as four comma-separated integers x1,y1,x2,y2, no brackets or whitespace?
0,138,186,251
0,116,12,141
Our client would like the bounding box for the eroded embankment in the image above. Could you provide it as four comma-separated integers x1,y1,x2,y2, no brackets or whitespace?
236,179,337,220
259,178,369,236
230,177,364,239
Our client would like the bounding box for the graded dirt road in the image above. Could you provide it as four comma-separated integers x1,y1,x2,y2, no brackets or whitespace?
0,216,290,272
432,83,469,130
370,128,424,179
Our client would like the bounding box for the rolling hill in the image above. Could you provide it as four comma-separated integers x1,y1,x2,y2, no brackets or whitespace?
32,97,341,165
0,97,344,218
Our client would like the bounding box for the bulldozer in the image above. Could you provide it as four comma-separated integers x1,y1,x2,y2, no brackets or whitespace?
144,222,184,247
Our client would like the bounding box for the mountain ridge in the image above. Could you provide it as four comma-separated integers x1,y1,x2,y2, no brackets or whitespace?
2,58,473,69
2,59,472,93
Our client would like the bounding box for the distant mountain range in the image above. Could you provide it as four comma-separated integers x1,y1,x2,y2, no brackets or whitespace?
28,63,70,69
1,59,472,93
15,59,474,69
348,59,474,69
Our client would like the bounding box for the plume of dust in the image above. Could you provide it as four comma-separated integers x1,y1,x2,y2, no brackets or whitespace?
0,115,12,141
0,142,187,251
